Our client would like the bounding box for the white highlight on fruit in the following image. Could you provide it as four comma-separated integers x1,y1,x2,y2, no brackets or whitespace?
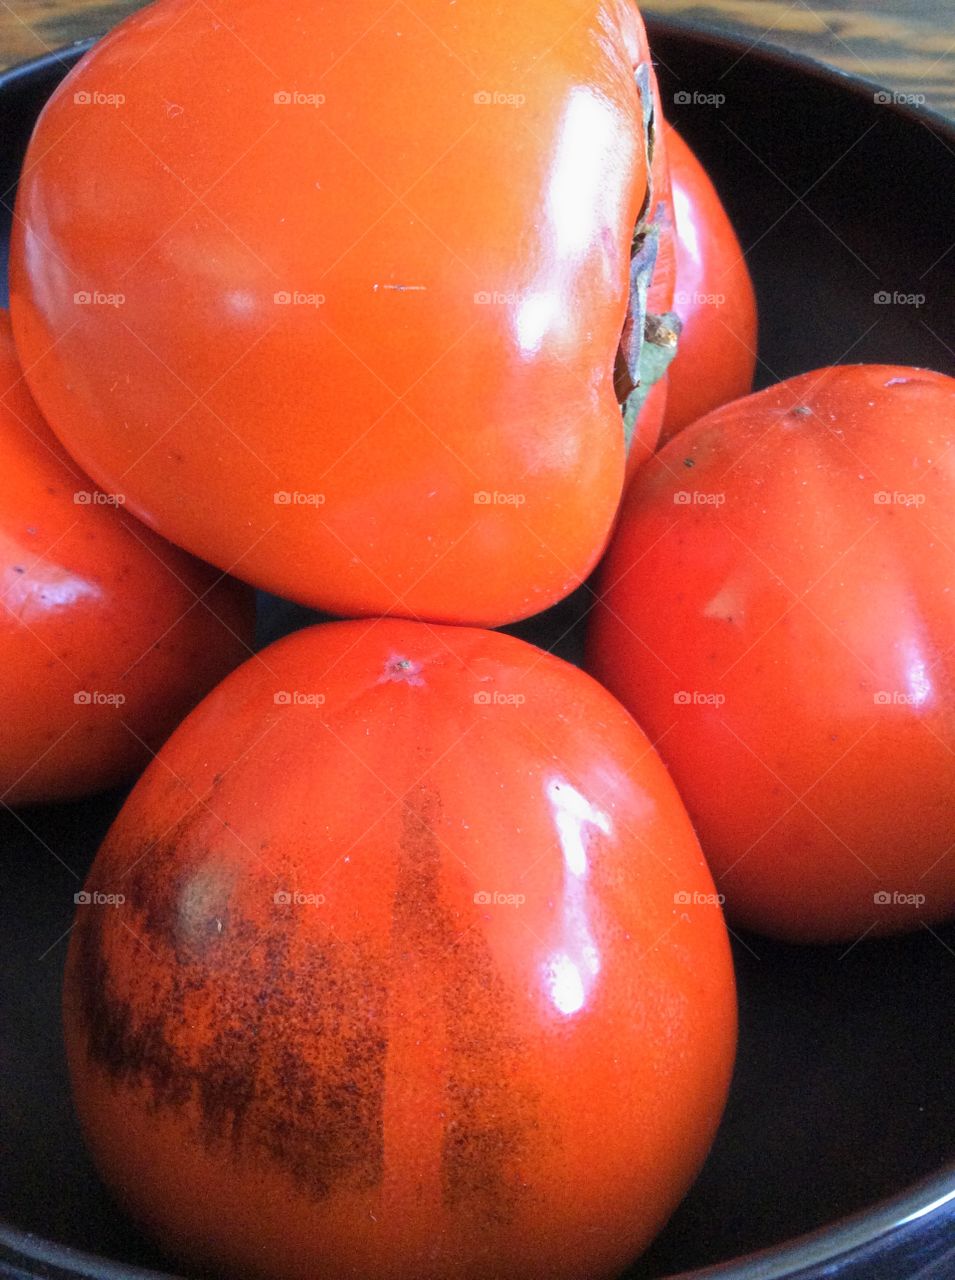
541,778,609,1017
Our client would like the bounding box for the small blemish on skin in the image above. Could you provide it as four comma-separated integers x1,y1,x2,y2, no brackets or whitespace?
683,458,695,469
884,375,938,390
378,655,425,686
790,406,812,417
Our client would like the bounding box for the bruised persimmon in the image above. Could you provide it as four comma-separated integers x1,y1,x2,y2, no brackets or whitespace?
64,619,736,1280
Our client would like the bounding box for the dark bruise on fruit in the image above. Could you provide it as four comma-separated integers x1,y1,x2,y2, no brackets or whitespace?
440,929,538,1220
393,787,544,1223
72,812,389,1200
71,787,549,1215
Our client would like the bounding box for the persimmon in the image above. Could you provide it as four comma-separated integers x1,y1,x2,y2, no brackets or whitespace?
0,311,254,804
659,124,757,444
11,0,666,626
589,366,955,942
65,618,736,1280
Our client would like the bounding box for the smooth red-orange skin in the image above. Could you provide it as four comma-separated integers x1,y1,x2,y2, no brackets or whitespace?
10,0,653,627
645,90,677,323
588,366,955,943
658,125,757,445
64,619,736,1280
0,311,254,805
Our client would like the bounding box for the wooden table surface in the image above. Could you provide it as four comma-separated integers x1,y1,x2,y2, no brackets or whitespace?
0,0,953,115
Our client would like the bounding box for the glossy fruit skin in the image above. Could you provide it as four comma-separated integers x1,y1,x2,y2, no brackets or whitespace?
10,0,654,627
589,366,955,943
0,311,255,805
658,124,757,445
64,619,736,1280
645,95,677,326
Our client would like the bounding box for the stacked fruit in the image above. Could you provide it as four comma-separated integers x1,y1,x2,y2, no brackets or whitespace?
2,1,951,1278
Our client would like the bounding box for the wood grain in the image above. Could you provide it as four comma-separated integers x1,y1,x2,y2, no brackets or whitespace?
0,0,953,115
647,1,955,113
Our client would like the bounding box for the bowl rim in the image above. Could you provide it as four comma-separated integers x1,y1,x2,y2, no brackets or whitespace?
2,1165,955,1280
644,9,955,137
1,20,954,1280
